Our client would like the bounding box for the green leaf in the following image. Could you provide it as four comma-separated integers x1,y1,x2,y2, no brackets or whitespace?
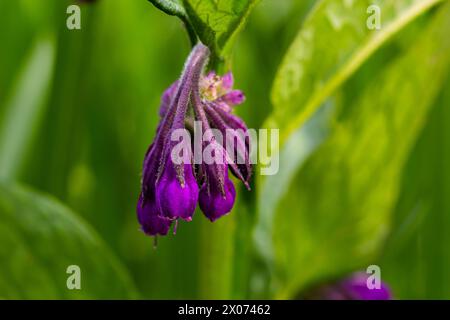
254,104,332,270
150,0,186,15
256,2,450,298
0,182,138,299
270,0,445,148
381,75,450,299
0,36,55,180
182,0,261,69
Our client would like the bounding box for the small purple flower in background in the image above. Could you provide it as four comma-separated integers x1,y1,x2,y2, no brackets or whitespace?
306,272,392,300
137,43,251,238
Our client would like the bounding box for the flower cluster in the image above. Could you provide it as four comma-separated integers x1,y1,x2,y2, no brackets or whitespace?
137,43,251,237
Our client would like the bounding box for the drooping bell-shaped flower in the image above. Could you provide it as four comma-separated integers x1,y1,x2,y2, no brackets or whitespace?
154,45,205,222
198,139,236,221
192,78,238,221
137,195,172,236
204,101,252,188
198,70,251,187
137,42,251,238
156,150,199,221
199,165,236,222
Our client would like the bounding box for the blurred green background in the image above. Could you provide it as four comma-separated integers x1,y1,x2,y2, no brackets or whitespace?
0,0,449,299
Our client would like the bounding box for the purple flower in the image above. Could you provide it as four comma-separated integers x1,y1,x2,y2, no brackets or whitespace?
200,71,245,112
307,272,392,300
137,195,172,236
198,140,236,221
137,43,251,237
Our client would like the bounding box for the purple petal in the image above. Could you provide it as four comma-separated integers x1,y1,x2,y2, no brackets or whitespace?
141,142,162,200
205,71,217,81
142,79,183,200
222,90,245,106
139,43,210,233
196,136,237,221
154,44,209,221
204,103,252,187
137,196,172,236
221,72,234,91
199,167,236,222
156,156,199,221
